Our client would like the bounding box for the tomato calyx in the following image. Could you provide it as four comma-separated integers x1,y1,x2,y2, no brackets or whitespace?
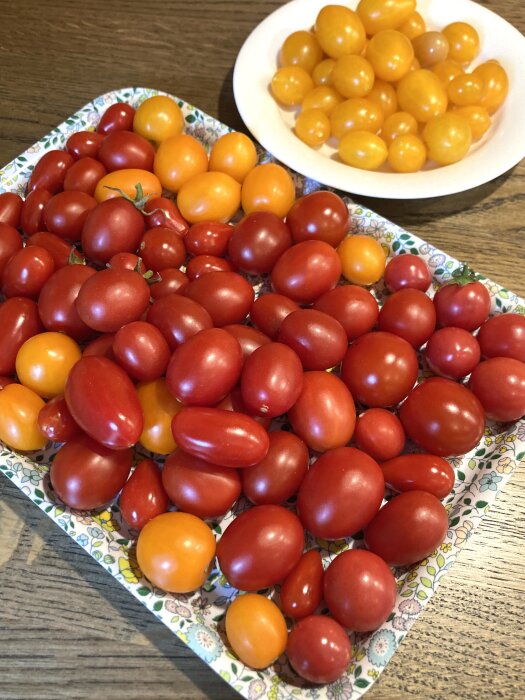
69,248,86,266
103,182,155,212
443,262,483,287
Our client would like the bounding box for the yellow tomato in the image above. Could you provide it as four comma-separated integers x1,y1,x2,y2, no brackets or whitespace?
423,113,472,165
94,169,162,203
133,95,184,143
387,134,427,172
331,99,384,140
279,30,324,74
301,86,342,115
0,383,47,451
315,5,366,58
398,11,426,40
357,0,416,35
332,55,375,99
447,74,484,107
412,32,450,69
16,332,81,399
366,80,398,118
208,132,258,183
473,61,509,114
271,66,314,107
396,69,448,122
380,110,418,145
442,22,480,65
452,105,491,141
312,58,336,86
432,59,464,86
136,378,182,455
154,133,209,193
337,234,386,284
366,30,414,83
339,131,388,171
295,109,331,147
177,171,241,223
241,163,296,218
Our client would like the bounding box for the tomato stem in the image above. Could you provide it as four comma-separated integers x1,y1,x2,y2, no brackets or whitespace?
68,247,86,265
445,262,483,286
103,183,154,213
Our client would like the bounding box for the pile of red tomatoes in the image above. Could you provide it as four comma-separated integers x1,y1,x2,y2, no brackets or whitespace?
1,94,525,686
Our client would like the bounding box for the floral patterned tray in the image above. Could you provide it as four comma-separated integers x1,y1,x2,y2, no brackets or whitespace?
1,87,524,700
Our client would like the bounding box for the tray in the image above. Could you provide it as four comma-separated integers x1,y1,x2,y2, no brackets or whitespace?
1,87,524,700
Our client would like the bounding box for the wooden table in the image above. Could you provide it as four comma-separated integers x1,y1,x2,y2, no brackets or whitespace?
1,1,524,698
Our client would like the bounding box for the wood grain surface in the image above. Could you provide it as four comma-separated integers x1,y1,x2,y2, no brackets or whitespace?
1,1,524,699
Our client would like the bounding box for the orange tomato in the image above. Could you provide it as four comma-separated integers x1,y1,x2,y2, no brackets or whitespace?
380,110,418,145
241,163,295,218
357,0,416,35
271,66,314,107
16,332,81,399
423,113,472,165
208,132,258,183
337,234,386,284
366,30,414,82
133,95,184,143
136,378,182,455
177,171,241,223
396,69,448,122
315,5,366,58
451,105,491,141
366,80,398,118
387,134,427,172
295,109,331,147
94,169,162,203
0,383,47,451
312,58,336,86
279,30,324,74
154,133,208,193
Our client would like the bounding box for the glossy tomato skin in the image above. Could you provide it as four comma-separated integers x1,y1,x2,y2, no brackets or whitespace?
140,227,186,271
108,252,146,274
286,191,349,247
65,356,143,449
81,198,145,264
166,328,243,406
27,232,79,270
184,271,255,326
184,220,233,257
289,371,356,452
43,190,97,241
378,288,436,348
384,253,432,292
278,309,348,370
250,293,300,339
0,383,47,451
313,285,379,341
37,395,81,443
171,407,270,468
228,212,293,274
146,294,213,350
66,130,104,159
150,268,189,298
280,550,324,620
186,255,234,280
425,326,481,379
381,454,455,499
50,432,133,510
341,331,418,407
271,240,342,304
143,196,189,237
364,490,449,566
20,189,52,235
119,458,169,530
323,549,397,632
434,280,491,331
162,449,241,519
477,313,525,363
94,169,161,204
400,377,485,456
97,102,135,134
0,223,23,280
0,192,23,228
27,150,74,194
298,447,384,539
354,408,405,462
241,430,309,505
2,246,55,300
63,156,107,195
98,130,155,172
83,333,116,360
217,504,304,590
222,324,271,363
113,321,171,381
0,297,44,375
136,378,181,455
287,615,351,684
468,357,525,422
215,387,273,430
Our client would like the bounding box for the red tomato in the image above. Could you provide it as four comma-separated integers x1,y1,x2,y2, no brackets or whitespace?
222,324,271,362
119,458,169,530
0,223,23,280
324,549,397,631
113,321,171,381
425,326,481,379
365,490,449,566
20,189,52,235
37,395,81,443
184,271,255,326
381,454,455,499
0,297,43,375
186,255,234,279
65,356,143,449
171,407,270,468
50,433,133,510
280,550,324,620
63,157,107,195
27,232,80,270
289,371,356,452
0,192,23,228
108,252,146,274
184,220,233,257
468,357,525,422
286,191,349,247
215,387,273,430
166,327,243,406
384,253,432,292
139,227,186,271
378,288,436,348
298,446,384,539
82,198,145,264
27,150,74,194
313,285,379,341
277,308,348,370
400,377,485,456
146,294,213,349
216,504,304,590
287,615,351,684
241,430,309,505
2,246,55,300
250,293,300,339
143,196,189,237
83,333,116,360
98,130,155,172
43,190,97,241
271,240,342,303
477,313,525,363
342,331,418,407
97,102,136,134
354,408,405,462
228,212,293,274
66,130,104,159
150,268,189,299
0,376,16,389
434,278,491,331
161,449,241,519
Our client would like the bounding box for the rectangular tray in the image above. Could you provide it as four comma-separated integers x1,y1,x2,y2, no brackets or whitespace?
1,86,524,700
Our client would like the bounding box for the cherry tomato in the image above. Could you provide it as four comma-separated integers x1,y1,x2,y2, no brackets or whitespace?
97,102,135,134
447,74,483,107
397,69,448,123
271,240,341,304
330,99,384,139
133,95,184,143
366,29,414,82
443,22,480,65
478,314,525,363
241,430,309,505
468,357,525,423
452,105,491,141
280,550,324,620
0,192,23,228
147,294,213,349
184,271,254,326
2,246,55,300
43,190,97,241
154,133,208,193
65,356,143,449
473,61,508,114
63,156,107,195
113,321,171,381
357,0,416,35
119,459,169,530
241,163,296,218
82,198,145,263
66,130,104,159
225,594,287,670
50,433,133,510
108,252,147,274
332,54,375,99
286,191,348,248
278,308,347,371
365,490,449,566
0,223,23,280
412,31,450,68
338,130,388,171
186,255,234,279
434,276,490,331
184,220,233,257
312,58,336,86
337,234,386,286
280,30,324,73
367,79,398,118
150,268,189,299
313,285,379,341
0,297,43,375
143,196,189,237
380,110,418,145
162,449,241,519
177,171,241,225
250,293,300,339
381,454,455,499
378,288,436,348
20,189,52,235
171,407,270,468
323,549,397,631
287,615,351,684
37,395,81,443
400,377,485,456
289,371,356,452
271,66,314,107
342,331,418,407
432,59,464,86
83,333,117,361
222,324,271,363
425,327,481,379
136,378,182,455
315,5,366,57
295,108,331,148
27,232,80,270
0,383,47,451
423,112,472,165
354,408,405,462
94,169,162,204
136,512,216,593
15,331,81,399
228,212,292,274
208,131,258,184
98,130,155,172
301,86,342,114
27,150,74,194
384,253,431,292
387,133,427,173
216,387,273,430
139,227,185,272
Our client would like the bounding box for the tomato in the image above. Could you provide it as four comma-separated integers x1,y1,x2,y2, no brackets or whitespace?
381,454,455,499
136,378,181,455
312,58,336,86
473,61,508,114
380,110,418,145
27,150,74,194
447,74,483,107
286,191,348,248
154,134,208,193
315,5,366,57
177,171,241,224
172,407,269,468
332,54,375,100
289,371,356,452
280,550,324,620
397,69,448,123
2,246,55,300
208,131,258,184
342,331,418,407
0,223,23,280
75,268,150,333
186,255,234,279
452,105,491,141
82,198,145,263
271,240,341,304
468,357,525,423
387,133,427,173
63,157,107,195
443,22,480,65
37,395,81,443
97,102,135,134
109,252,146,274
27,232,80,270
338,130,388,171
150,268,189,299
400,377,485,456
313,285,379,341
228,212,292,275
434,275,490,331
478,314,525,363
133,95,184,143
330,99,384,139
0,298,43,375
20,189,52,235
250,293,300,339
0,383,47,451
83,333,116,361
241,163,296,218
146,294,213,349
357,0,415,35
432,59,464,86
66,131,104,159
50,433,132,510
113,321,171,381
425,327,481,379
271,66,314,107
323,549,397,631
225,594,287,669
161,449,241,519
119,459,169,530
98,130,155,172
139,226,186,271
287,615,351,684
184,271,254,326
412,31,450,68
38,264,96,341
94,169,162,203
65,356,143,449
15,331,81,399
184,220,233,257
384,253,431,292
354,408,405,462
278,308,347,370
366,29,414,82
143,196,189,237
378,288,436,348
241,430,309,505
337,235,386,286
0,192,23,228
136,512,216,593
43,190,97,241
367,79,398,118
280,30,324,73
223,324,271,362
423,112,472,165
295,108,331,148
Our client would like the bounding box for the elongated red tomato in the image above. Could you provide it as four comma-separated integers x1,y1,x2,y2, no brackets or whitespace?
63,156,107,195
98,130,155,172
313,285,379,341
119,459,169,530
184,271,255,326
354,408,405,462
271,240,342,303
171,407,269,468
277,308,348,370
140,226,186,271
378,288,436,348
43,191,97,241
65,356,143,449
97,102,135,134
286,191,349,247
27,150,74,194
186,255,234,279
0,192,23,228
250,293,300,339
280,550,324,619
143,196,189,237
0,297,44,375
66,131,104,159
146,294,213,349
82,198,145,264
20,189,52,235
113,321,171,381
287,615,351,684
150,268,189,299
477,313,525,363
228,211,293,274
0,223,23,279
37,395,81,443
468,357,525,422
27,232,80,270
2,246,55,300
223,324,271,363
184,220,233,256
381,453,455,499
